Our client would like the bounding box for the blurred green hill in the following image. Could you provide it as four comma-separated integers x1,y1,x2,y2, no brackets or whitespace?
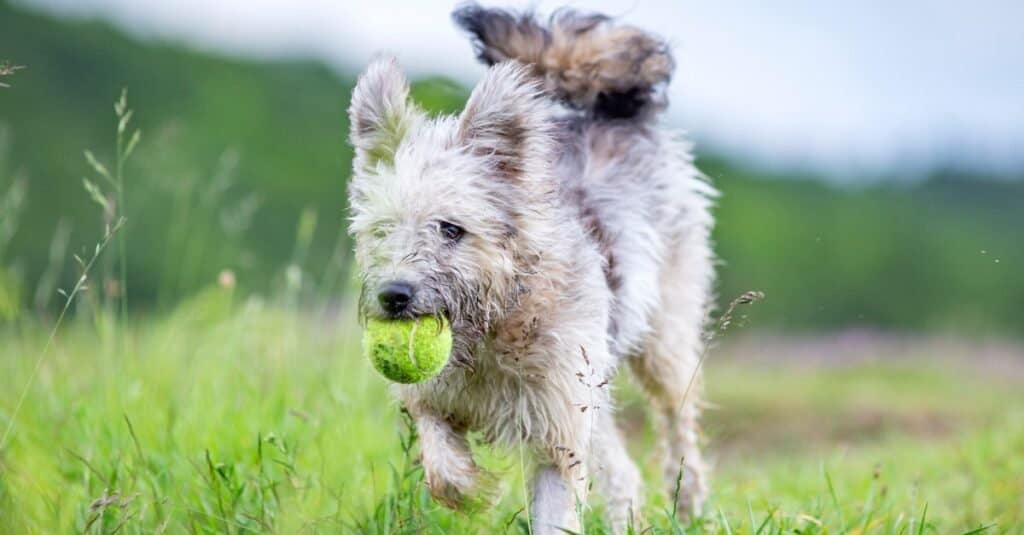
1,1,1021,335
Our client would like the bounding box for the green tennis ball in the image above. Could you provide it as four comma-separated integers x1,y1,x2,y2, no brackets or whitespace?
363,316,452,384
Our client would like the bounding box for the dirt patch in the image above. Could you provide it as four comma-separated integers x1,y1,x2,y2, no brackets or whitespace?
705,407,962,458
713,330,1024,382
617,398,965,460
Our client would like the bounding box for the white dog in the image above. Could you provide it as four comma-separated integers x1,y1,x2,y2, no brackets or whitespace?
347,4,716,532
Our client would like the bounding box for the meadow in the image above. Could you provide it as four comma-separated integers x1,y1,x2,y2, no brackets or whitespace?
1,292,1022,533
1,2,1023,533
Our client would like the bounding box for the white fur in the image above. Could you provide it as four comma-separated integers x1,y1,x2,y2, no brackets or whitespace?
348,43,715,531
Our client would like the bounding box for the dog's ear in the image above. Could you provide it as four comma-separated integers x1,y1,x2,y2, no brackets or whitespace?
457,61,550,182
349,56,421,172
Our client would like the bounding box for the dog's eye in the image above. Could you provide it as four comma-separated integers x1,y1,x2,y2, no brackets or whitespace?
439,221,464,242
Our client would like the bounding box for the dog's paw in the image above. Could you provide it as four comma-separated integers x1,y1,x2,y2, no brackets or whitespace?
424,468,500,512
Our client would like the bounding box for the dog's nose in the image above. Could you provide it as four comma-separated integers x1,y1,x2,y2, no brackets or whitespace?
378,282,414,315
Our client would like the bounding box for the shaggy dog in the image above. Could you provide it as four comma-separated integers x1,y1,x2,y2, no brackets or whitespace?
346,4,716,532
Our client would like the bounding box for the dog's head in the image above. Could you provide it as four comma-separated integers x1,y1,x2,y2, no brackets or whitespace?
347,57,554,355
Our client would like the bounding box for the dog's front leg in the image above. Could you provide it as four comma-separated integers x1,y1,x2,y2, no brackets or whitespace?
531,464,584,534
531,424,591,533
414,411,487,510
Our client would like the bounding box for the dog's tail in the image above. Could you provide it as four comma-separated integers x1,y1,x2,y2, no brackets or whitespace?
452,3,674,121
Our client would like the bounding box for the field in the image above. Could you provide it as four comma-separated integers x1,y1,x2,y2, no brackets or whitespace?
1,3,1023,534
1,293,1021,533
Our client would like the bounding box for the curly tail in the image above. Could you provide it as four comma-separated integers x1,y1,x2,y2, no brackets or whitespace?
452,3,675,121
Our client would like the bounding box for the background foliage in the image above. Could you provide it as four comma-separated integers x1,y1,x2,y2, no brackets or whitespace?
1,1,1021,334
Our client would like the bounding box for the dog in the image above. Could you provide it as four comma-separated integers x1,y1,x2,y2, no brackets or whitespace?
346,4,716,532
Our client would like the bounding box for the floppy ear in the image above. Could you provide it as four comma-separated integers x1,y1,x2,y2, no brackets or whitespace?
349,57,421,172
457,61,551,181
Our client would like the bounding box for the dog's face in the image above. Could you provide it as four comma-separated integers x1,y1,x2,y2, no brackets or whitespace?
347,58,552,348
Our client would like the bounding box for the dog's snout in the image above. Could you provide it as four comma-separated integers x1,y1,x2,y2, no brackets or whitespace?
378,281,414,316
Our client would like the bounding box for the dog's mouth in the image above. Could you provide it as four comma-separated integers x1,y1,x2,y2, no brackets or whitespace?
423,310,451,327
375,309,450,325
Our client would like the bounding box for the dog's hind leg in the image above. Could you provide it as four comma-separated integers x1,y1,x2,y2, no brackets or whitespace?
628,231,713,519
629,324,708,519
591,406,643,532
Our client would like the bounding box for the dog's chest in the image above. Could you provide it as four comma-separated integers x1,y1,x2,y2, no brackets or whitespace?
421,334,573,443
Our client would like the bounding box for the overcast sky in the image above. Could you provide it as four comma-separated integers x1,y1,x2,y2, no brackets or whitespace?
21,0,1024,179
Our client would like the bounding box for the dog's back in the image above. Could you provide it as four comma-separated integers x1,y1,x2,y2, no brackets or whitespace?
454,4,716,358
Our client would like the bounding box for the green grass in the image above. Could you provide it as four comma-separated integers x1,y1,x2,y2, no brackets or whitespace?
2,8,1021,532
1,294,1020,533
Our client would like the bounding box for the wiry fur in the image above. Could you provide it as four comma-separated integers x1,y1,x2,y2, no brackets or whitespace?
347,6,716,533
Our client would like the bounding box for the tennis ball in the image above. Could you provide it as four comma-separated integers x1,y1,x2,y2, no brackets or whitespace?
363,316,452,384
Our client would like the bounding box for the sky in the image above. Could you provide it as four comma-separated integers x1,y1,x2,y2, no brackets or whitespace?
20,0,1024,179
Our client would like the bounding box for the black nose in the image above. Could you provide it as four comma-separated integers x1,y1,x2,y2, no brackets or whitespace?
378,281,414,315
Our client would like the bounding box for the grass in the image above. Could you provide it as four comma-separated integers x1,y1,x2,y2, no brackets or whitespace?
0,295,1021,533
0,90,1020,533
